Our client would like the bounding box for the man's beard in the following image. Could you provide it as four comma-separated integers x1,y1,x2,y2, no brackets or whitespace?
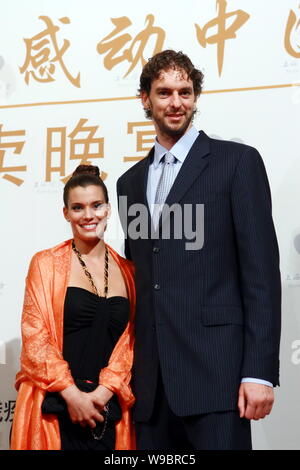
147,108,196,138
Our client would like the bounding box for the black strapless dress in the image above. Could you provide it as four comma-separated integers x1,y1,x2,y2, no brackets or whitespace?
58,287,130,450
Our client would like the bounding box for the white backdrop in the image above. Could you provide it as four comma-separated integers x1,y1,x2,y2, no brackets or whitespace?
0,0,299,450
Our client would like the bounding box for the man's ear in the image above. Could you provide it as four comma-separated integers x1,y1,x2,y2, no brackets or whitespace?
141,91,150,110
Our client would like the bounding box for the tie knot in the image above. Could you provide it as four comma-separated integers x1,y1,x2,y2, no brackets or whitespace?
164,152,176,164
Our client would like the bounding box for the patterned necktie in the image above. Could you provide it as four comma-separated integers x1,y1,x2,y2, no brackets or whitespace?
152,152,177,230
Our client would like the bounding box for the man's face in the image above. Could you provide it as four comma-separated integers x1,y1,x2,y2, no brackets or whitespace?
141,68,197,140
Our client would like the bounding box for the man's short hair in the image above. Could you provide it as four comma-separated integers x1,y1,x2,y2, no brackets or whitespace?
138,50,204,98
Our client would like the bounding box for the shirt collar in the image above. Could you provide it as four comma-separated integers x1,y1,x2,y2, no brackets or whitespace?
153,126,199,169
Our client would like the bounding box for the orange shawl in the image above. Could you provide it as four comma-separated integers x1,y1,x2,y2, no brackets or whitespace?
10,239,136,450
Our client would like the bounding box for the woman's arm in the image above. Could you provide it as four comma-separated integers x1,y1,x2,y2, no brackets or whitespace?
17,253,74,392
99,319,135,407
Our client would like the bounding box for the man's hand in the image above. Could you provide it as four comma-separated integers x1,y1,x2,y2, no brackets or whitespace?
238,382,274,420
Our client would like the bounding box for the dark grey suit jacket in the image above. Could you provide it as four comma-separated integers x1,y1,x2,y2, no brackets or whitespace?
117,131,281,421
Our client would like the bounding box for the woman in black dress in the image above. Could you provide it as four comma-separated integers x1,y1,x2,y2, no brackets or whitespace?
11,164,135,450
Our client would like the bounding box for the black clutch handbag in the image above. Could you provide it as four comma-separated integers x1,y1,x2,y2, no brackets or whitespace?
42,379,122,422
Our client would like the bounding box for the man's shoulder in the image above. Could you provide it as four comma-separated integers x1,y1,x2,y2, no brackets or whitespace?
204,134,265,179
117,154,150,186
208,134,258,157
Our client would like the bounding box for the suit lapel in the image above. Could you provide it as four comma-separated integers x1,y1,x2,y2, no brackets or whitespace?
165,131,210,208
157,131,210,230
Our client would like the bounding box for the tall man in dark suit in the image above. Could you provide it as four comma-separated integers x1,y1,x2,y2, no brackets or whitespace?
117,50,281,450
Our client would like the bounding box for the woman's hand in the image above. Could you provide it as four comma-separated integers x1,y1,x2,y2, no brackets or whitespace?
89,385,114,411
59,384,105,428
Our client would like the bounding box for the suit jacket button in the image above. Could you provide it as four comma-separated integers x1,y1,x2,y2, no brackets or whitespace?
153,247,160,253
154,283,160,290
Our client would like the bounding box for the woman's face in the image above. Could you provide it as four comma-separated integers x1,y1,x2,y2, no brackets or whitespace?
63,184,110,242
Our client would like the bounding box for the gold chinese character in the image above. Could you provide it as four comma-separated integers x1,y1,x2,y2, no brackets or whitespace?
97,14,165,77
195,0,250,76
124,122,156,162
0,124,26,186
46,119,106,182
20,16,80,87
285,5,300,58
